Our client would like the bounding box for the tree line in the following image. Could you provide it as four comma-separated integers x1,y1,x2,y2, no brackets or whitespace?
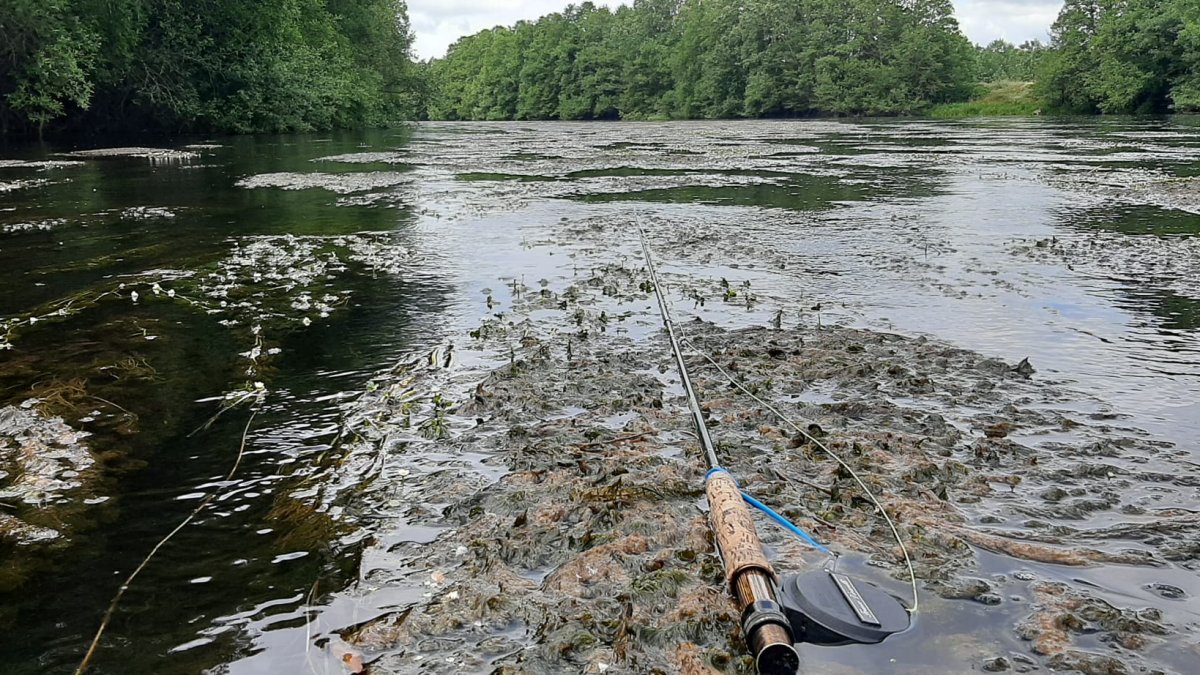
4,0,1198,137
428,0,977,121
0,0,424,137
428,0,1200,121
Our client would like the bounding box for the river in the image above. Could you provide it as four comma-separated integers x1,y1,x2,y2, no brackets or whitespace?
1,119,1198,674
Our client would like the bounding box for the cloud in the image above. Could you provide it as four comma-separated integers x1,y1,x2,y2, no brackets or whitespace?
408,0,1064,60
408,0,625,60
955,0,1062,46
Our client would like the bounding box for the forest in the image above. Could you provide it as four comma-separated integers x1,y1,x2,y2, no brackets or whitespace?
428,0,1200,120
2,0,1199,137
428,0,977,120
0,0,423,136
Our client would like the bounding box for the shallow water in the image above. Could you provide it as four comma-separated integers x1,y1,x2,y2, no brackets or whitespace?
1,118,1198,673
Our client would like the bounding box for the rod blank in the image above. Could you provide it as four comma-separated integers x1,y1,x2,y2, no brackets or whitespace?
637,219,798,674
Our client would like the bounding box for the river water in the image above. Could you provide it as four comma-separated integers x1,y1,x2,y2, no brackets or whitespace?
1,119,1198,674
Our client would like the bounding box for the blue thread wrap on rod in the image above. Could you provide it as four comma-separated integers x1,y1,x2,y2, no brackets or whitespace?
706,467,731,482
741,491,832,555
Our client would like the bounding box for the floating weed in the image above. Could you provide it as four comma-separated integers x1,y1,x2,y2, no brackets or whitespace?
66,147,200,163
0,178,55,194
0,159,83,170
630,569,689,601
417,394,454,440
235,172,411,194
190,381,267,436
0,403,98,543
0,233,411,388
120,206,176,221
1,219,67,234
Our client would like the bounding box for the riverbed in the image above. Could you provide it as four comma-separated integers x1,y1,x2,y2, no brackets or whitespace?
1,119,1198,674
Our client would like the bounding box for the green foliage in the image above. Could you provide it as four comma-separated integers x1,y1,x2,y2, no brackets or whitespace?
1039,0,1200,114
927,81,1043,118
975,39,1049,82
0,0,99,135
427,0,978,120
0,0,421,135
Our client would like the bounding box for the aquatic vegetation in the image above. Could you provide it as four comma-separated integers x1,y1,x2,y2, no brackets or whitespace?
1116,178,1200,215
0,232,411,388
120,207,176,221
66,147,200,163
316,204,1196,674
0,403,96,544
1015,232,1200,303
236,172,412,194
312,152,410,164
3,121,1199,674
0,178,54,193
0,160,84,170
1,219,66,234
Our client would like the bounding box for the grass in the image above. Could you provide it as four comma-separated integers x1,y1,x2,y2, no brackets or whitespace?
927,81,1043,118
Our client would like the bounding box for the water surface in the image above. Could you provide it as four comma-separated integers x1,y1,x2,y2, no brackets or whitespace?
1,118,1198,673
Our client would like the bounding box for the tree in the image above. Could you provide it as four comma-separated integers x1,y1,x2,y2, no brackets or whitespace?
426,0,981,121
976,39,1049,82
0,0,422,136
0,0,98,135
1039,0,1198,114
1174,0,1200,111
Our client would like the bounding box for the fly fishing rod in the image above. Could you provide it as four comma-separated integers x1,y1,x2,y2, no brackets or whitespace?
636,218,911,675
637,221,799,675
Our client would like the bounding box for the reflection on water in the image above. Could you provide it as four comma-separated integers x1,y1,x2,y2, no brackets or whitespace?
1,118,1199,673
1079,205,1200,236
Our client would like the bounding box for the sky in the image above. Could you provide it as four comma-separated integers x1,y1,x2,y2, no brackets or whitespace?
408,0,1064,60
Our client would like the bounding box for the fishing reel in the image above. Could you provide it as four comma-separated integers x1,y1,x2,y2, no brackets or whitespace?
778,570,911,646
743,570,912,675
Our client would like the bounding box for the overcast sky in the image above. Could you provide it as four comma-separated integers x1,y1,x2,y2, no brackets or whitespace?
408,0,1063,60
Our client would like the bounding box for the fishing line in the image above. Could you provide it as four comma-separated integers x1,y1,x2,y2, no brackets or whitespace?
76,407,259,674
634,213,918,615
680,339,919,614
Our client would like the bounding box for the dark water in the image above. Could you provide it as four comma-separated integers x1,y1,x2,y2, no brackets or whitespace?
1,119,1198,673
